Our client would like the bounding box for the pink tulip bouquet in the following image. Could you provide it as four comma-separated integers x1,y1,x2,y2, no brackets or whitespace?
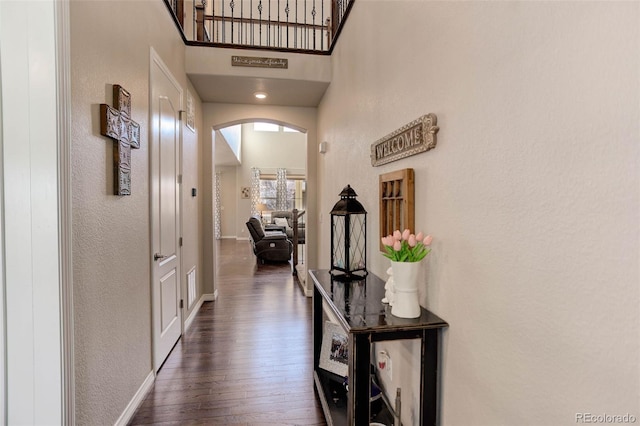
381,229,433,262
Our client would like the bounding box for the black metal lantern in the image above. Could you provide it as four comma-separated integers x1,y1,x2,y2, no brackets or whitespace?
330,184,367,279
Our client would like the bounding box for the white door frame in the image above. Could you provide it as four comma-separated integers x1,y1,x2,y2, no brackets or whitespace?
149,48,184,372
0,0,73,423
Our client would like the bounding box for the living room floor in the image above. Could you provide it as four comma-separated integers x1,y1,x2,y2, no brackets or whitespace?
129,239,325,425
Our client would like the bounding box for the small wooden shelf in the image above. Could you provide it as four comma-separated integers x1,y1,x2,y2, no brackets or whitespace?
310,270,448,425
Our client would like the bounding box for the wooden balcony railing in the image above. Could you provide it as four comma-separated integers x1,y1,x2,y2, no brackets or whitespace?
165,0,354,54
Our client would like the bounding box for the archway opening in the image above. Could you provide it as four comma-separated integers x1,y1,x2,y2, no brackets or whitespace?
212,118,309,285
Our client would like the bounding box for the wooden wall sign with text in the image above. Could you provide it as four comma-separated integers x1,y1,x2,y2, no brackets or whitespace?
370,114,439,166
231,56,288,69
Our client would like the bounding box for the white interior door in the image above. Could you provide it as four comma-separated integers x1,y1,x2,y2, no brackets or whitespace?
150,49,183,372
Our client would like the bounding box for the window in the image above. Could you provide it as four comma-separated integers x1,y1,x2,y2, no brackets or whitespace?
253,122,301,133
259,177,306,211
253,122,279,132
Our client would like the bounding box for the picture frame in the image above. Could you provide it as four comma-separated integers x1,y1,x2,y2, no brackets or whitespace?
319,321,349,377
241,186,250,199
186,90,195,132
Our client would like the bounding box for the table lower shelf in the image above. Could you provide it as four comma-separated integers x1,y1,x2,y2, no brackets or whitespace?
313,369,396,426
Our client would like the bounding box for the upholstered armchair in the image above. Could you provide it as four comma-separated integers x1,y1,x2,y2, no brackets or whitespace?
245,217,292,263
270,210,305,243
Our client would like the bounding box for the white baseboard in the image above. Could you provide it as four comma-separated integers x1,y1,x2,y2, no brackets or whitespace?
236,237,250,241
295,265,312,297
114,371,154,426
184,292,217,332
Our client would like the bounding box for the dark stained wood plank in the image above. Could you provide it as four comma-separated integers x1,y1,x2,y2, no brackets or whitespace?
129,239,326,425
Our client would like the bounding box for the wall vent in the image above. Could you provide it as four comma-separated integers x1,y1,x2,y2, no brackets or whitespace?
187,267,196,309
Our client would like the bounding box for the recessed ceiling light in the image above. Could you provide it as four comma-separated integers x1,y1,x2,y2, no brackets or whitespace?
254,92,267,99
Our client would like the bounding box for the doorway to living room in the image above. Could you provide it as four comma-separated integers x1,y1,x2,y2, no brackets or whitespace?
213,120,308,283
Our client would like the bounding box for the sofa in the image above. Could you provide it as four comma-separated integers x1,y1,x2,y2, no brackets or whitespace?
245,217,292,263
270,210,305,243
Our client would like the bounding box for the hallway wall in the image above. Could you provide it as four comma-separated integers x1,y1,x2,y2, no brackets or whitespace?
70,1,206,423
217,165,239,238
317,2,639,424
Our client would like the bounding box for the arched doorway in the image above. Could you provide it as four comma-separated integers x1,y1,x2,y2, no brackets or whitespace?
203,108,319,298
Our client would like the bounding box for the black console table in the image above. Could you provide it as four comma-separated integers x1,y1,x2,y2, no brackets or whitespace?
310,269,448,426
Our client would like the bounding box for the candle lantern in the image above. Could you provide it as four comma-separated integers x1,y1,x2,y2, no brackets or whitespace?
330,184,367,279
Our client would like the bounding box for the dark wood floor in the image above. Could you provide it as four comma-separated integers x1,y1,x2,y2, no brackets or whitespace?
129,239,326,425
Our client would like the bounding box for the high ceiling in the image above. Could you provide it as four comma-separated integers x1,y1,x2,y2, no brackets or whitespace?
185,47,329,164
188,74,329,107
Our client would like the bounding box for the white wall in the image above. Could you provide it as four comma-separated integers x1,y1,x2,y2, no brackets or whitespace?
220,124,241,161
318,2,639,425
70,1,205,423
183,79,207,314
217,165,238,238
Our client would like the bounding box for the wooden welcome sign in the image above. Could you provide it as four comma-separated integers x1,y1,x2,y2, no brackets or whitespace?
370,114,439,166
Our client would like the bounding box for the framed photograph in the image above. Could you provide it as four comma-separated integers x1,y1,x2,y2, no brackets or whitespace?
241,187,250,199
319,321,349,377
186,90,195,132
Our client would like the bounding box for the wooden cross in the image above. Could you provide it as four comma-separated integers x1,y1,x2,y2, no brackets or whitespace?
100,85,141,195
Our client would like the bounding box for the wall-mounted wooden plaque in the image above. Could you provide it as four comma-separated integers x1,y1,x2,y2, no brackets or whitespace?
370,114,439,166
379,168,415,251
231,55,288,69
100,84,140,195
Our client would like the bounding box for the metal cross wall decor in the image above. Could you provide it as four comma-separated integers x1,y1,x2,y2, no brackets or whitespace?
100,85,141,195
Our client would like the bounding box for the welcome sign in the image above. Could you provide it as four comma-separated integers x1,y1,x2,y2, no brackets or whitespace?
370,114,439,166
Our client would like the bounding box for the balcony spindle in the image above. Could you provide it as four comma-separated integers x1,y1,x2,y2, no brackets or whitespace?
311,0,316,50
293,0,298,49
284,1,289,48
250,0,254,45
258,0,263,45
229,0,236,44
320,0,323,50
221,0,225,42
240,0,243,44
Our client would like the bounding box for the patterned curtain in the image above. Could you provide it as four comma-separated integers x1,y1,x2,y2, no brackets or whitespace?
214,172,221,239
250,167,261,217
276,168,288,211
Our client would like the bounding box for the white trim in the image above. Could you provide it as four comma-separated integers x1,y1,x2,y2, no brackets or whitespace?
55,0,74,424
220,235,237,239
149,47,184,373
236,237,250,241
184,293,217,332
1,2,63,422
0,5,5,422
294,265,311,297
113,371,154,426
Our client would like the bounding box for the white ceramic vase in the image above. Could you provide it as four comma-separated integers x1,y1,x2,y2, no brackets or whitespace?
390,260,422,318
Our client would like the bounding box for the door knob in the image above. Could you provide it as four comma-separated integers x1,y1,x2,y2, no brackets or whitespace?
154,253,166,261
